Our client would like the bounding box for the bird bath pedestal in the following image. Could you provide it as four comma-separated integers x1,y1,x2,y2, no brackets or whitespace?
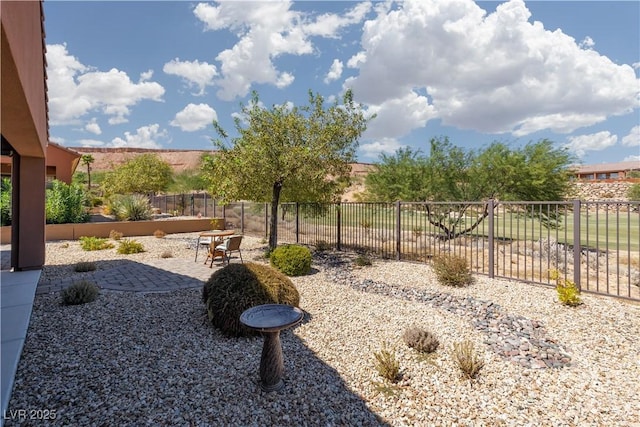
240,304,304,392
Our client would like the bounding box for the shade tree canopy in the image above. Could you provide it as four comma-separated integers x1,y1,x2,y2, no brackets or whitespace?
202,89,370,249
101,153,173,196
362,137,575,238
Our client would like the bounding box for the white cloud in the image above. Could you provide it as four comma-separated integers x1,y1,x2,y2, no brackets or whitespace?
163,58,217,96
624,155,640,162
324,59,344,84
50,136,65,145
359,137,405,160
363,91,437,139
46,44,165,125
344,0,639,142
565,131,618,158
170,103,218,132
579,36,595,50
193,1,371,100
110,124,167,149
621,125,640,147
85,118,102,135
140,70,154,82
303,1,372,37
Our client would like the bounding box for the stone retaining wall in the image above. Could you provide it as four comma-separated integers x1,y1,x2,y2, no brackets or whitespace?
573,181,635,201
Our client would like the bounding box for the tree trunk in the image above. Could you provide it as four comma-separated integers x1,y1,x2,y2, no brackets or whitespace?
269,182,282,250
87,165,91,193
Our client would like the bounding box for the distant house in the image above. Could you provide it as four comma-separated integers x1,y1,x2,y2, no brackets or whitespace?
572,161,640,181
0,142,81,184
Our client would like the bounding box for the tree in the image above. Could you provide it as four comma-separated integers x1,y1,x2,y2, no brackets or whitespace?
202,89,370,250
102,153,173,196
80,154,95,192
364,137,575,239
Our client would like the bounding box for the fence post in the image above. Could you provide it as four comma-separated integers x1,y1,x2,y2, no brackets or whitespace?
395,201,401,260
213,199,217,218
336,202,342,251
488,199,495,279
573,199,581,291
241,202,245,234
295,202,300,244
265,202,268,240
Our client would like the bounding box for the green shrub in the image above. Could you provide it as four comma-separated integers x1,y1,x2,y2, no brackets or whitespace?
0,177,11,226
628,183,640,201
117,239,145,254
109,229,123,240
315,240,332,252
550,270,582,306
432,254,473,287
79,236,114,251
74,261,97,272
354,255,372,267
109,194,152,221
452,340,484,379
270,244,312,276
373,342,400,383
45,180,90,224
61,280,99,305
202,262,300,337
402,326,439,354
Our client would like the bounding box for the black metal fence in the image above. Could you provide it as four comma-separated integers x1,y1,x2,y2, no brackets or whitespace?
150,194,640,301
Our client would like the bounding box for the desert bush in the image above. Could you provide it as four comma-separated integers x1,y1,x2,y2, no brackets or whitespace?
402,326,439,354
202,262,300,337
627,183,640,201
109,194,152,221
270,244,312,276
452,340,484,379
412,226,423,239
315,240,332,252
354,255,372,267
550,269,582,306
117,239,145,254
432,254,473,287
153,229,166,238
0,177,11,226
61,280,99,305
109,229,123,240
160,250,173,258
373,342,400,383
45,180,90,224
74,261,97,272
79,236,114,251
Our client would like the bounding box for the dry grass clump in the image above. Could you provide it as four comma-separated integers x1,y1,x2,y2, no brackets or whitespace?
451,340,484,379
153,229,166,238
109,229,123,240
373,342,401,383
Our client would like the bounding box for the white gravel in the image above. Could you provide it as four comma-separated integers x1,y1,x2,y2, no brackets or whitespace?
6,233,640,426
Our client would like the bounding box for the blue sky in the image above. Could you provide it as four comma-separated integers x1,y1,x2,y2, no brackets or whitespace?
44,0,640,165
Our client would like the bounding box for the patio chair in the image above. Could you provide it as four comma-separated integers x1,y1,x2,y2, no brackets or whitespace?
209,235,243,267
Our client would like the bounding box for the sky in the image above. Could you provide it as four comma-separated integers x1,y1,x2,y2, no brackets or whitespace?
43,0,640,165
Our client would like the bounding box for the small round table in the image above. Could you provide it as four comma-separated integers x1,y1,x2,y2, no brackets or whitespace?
240,304,304,392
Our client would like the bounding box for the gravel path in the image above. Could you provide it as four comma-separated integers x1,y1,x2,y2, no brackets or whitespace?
6,233,640,426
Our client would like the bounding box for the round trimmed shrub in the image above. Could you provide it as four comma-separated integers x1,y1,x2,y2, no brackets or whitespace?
61,280,99,306
202,262,300,337
269,244,312,276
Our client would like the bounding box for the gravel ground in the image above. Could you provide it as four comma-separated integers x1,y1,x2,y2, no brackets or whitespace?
6,233,640,426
